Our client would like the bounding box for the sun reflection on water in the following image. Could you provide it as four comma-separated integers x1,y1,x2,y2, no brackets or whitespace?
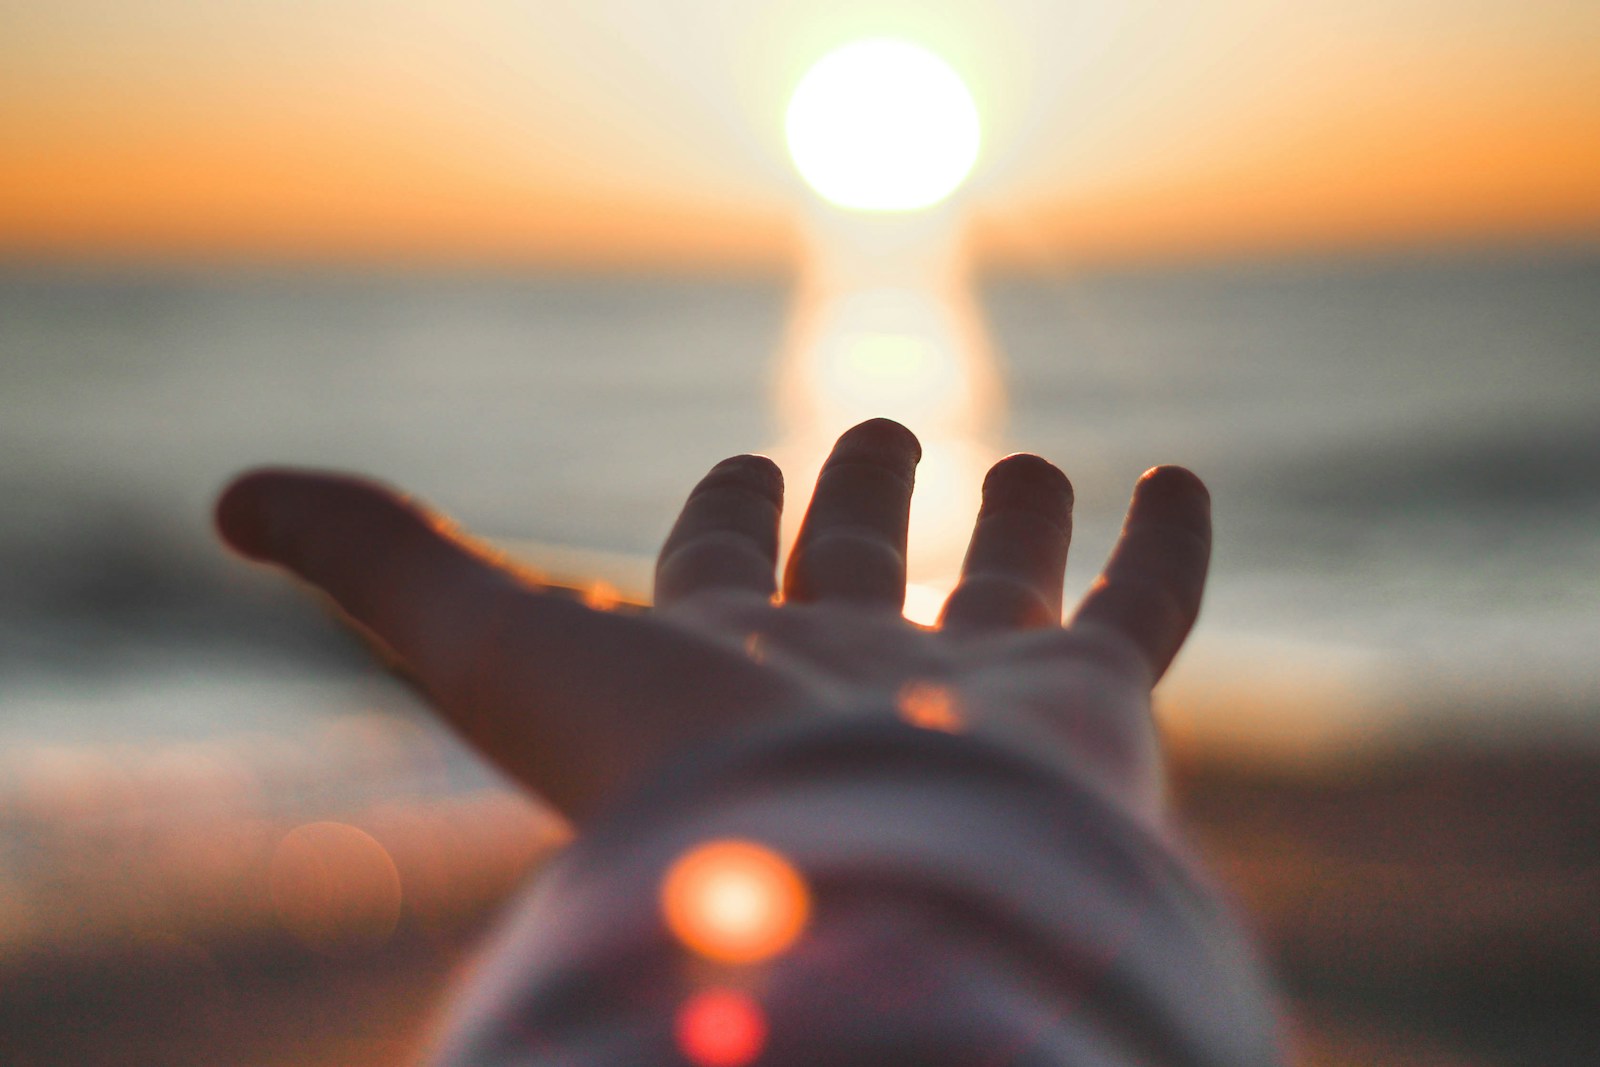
777,43,1001,626
772,219,1001,624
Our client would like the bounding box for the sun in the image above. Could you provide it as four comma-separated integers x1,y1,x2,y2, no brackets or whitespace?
785,39,981,212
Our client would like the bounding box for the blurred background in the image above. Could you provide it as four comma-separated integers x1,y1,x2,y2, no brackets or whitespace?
2,2,1597,1064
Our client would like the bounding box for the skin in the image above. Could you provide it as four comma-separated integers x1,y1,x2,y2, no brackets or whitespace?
215,417,1211,825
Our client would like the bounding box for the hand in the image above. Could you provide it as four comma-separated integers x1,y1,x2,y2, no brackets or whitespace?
216,419,1210,823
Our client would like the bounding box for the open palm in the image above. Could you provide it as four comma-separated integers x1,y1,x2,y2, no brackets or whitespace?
217,419,1210,824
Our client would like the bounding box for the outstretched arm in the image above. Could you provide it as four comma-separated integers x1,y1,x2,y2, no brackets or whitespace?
217,418,1282,1065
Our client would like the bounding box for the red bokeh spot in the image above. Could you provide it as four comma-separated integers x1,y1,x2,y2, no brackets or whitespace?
675,988,767,1067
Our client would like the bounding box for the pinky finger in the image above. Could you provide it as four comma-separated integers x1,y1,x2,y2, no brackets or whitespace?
1068,466,1211,681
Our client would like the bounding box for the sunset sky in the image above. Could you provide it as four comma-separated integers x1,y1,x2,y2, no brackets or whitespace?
4,0,1597,268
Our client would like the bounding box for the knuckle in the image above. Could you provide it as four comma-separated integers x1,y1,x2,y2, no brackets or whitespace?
657,535,776,595
948,573,1057,627
794,527,904,568
1100,570,1197,629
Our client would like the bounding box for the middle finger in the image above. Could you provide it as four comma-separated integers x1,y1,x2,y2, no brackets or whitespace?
940,452,1073,634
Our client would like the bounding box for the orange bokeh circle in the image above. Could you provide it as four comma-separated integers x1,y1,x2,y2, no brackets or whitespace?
660,839,809,964
270,821,402,955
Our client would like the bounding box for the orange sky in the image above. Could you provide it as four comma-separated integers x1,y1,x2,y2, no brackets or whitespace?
3,0,1597,269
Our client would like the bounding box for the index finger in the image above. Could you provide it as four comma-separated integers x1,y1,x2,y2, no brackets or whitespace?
1068,466,1211,681
655,454,783,608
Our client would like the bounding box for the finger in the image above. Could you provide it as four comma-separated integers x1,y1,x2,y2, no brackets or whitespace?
782,418,920,609
1068,465,1211,681
655,454,783,608
940,453,1073,633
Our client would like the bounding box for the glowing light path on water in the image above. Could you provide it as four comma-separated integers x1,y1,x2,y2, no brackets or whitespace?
778,40,1000,623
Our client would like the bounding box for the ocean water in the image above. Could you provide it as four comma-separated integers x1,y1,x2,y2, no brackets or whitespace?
1,247,1596,753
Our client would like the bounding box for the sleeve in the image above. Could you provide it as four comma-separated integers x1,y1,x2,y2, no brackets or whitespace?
425,715,1285,1066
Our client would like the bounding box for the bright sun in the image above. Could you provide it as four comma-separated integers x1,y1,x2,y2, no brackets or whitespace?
786,39,980,212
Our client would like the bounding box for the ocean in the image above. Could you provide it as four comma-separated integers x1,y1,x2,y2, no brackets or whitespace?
2,246,1597,759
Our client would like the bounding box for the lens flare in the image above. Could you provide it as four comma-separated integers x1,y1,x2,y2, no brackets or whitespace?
896,680,965,733
269,821,402,955
675,989,767,1067
786,39,980,212
661,840,809,964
